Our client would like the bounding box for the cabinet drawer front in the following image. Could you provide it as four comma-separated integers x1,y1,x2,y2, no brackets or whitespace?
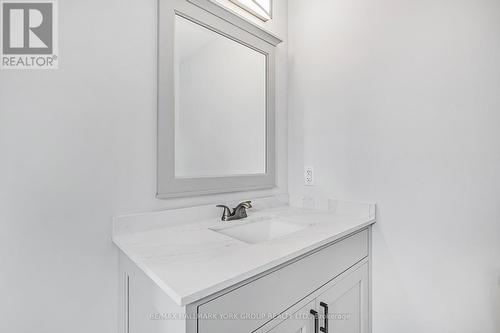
197,229,368,333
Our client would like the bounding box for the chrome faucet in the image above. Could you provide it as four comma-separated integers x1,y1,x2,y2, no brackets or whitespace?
216,201,252,221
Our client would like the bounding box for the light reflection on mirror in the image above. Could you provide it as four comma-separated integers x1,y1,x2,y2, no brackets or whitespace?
229,0,272,21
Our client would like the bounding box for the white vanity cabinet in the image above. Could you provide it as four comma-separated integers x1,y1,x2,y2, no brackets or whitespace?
118,226,373,333
316,263,369,333
195,229,369,333
262,263,369,333
265,301,315,333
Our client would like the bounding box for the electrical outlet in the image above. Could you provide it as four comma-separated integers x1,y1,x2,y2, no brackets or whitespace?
304,166,314,186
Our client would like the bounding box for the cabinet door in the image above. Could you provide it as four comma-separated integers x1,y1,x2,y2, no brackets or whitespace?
316,263,369,333
266,301,315,333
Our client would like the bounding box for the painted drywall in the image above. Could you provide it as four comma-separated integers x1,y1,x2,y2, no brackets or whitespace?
0,0,287,332
288,0,500,332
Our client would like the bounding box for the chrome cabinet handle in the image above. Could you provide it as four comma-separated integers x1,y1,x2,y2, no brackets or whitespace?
320,302,329,333
310,309,319,333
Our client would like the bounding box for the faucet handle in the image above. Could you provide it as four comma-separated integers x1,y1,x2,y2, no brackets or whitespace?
236,201,252,209
232,201,252,219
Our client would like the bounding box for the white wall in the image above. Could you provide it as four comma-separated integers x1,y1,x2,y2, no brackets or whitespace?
0,0,287,332
288,0,500,332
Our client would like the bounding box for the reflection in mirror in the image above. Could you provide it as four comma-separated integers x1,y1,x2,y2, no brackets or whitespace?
229,0,272,21
174,15,267,179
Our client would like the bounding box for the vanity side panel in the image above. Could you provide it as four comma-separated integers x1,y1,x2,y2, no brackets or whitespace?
119,253,187,333
368,224,373,333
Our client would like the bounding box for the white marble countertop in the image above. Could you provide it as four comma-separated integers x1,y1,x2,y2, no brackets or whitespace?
112,199,376,306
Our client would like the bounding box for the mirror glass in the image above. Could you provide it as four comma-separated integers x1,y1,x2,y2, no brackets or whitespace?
174,15,267,178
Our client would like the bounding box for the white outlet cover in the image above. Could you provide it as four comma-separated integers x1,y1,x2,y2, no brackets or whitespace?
304,166,314,186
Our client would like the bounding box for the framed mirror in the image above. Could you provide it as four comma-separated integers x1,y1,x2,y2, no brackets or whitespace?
157,0,282,198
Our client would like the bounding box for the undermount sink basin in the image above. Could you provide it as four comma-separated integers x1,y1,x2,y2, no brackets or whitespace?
210,217,307,244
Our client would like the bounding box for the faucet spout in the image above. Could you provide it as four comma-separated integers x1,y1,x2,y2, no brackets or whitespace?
216,205,233,221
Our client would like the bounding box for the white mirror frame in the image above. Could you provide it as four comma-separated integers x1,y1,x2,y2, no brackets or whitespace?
157,0,282,199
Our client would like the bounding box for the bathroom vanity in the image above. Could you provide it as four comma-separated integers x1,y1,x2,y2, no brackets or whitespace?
138,5,376,330
113,199,375,333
